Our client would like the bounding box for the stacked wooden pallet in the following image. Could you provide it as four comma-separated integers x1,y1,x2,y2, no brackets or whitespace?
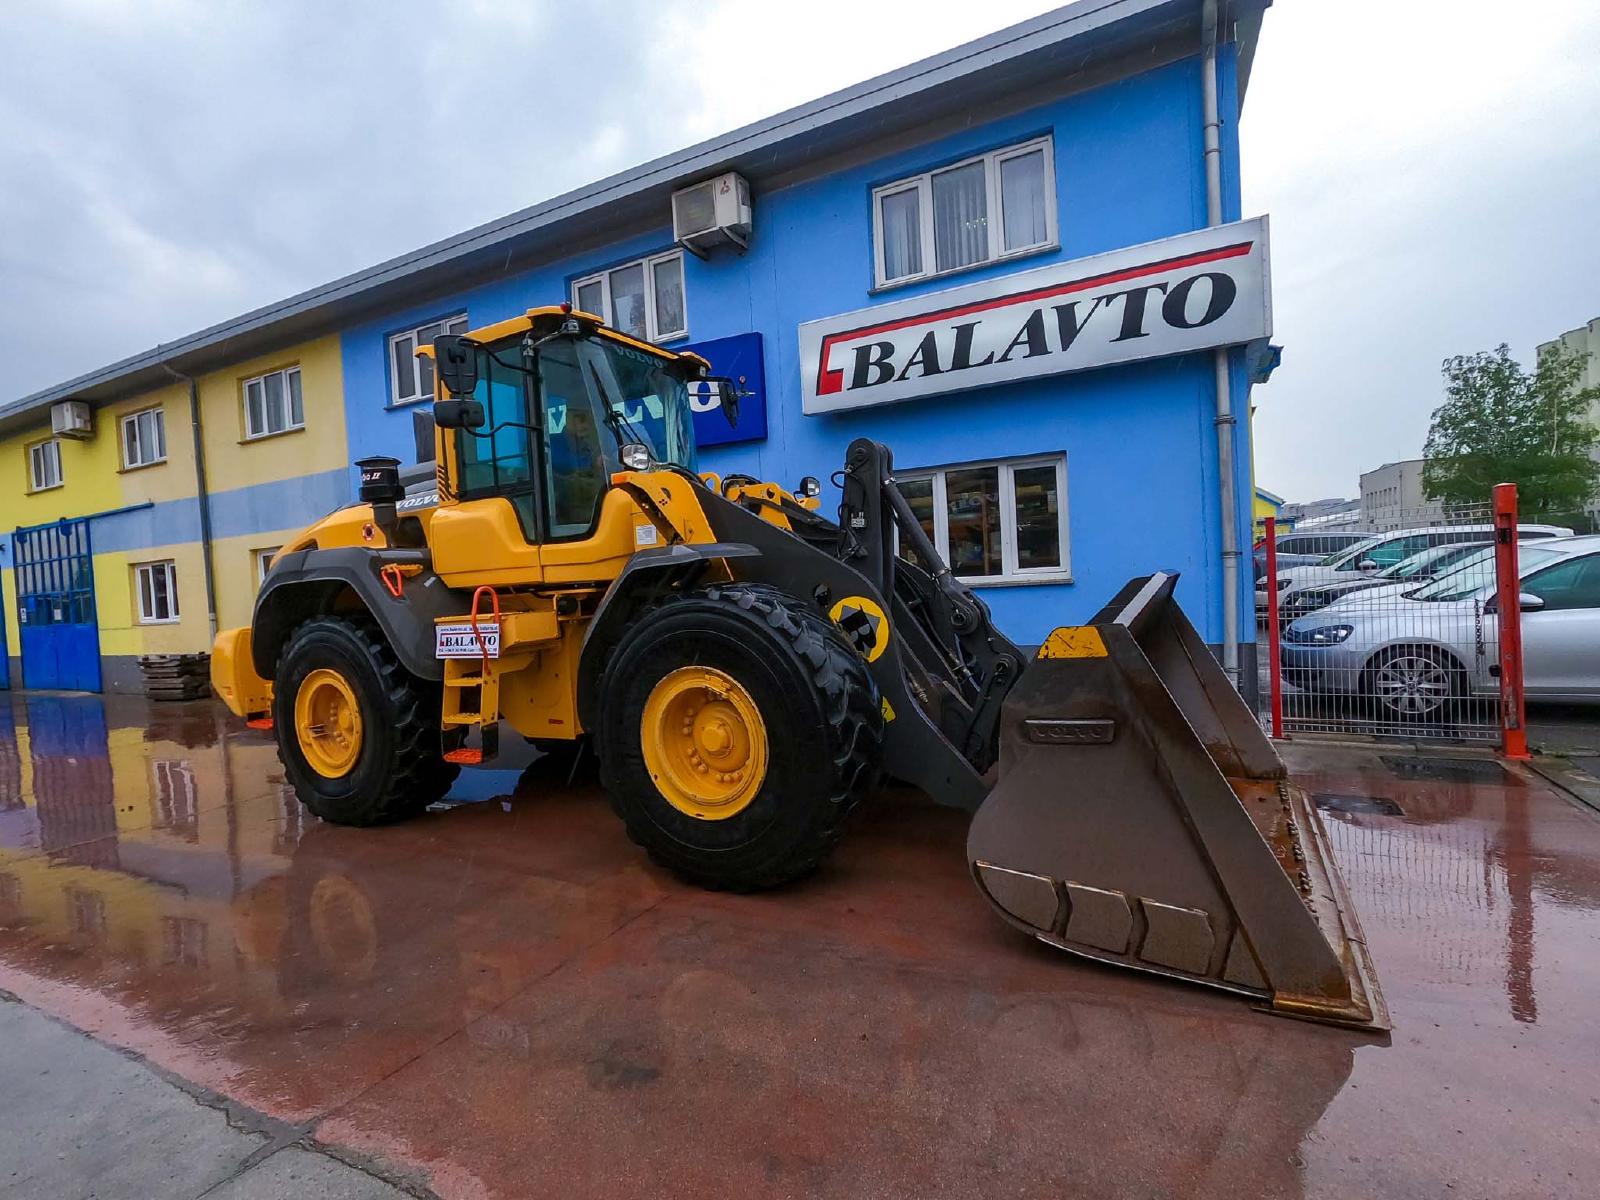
137,653,212,702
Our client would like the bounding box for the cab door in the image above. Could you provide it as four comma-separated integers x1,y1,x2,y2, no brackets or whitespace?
430,339,547,586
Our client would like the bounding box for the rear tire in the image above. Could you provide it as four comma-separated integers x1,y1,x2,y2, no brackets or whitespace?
273,616,459,825
597,584,883,891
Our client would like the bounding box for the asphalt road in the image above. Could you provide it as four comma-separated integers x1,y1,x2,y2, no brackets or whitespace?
1527,703,1600,756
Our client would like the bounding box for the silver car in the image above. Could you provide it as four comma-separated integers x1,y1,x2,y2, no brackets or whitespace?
1256,523,1573,617
1275,540,1496,623
1280,537,1600,717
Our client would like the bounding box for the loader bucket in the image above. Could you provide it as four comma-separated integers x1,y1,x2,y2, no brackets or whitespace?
967,573,1389,1032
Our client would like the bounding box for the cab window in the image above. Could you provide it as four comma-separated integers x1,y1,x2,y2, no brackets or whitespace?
539,343,610,539
456,345,537,531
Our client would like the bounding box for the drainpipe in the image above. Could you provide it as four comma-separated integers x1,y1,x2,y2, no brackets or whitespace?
162,362,219,642
1202,0,1241,688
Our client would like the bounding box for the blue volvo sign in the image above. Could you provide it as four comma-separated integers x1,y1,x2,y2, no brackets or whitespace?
682,332,766,447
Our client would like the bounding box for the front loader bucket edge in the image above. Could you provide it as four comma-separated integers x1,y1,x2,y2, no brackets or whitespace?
967,573,1390,1033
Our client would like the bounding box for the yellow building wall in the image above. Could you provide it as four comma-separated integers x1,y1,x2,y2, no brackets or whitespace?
198,335,349,487
1253,491,1284,539
212,525,306,633
2,333,348,675
2,566,17,666
0,381,195,524
91,539,213,659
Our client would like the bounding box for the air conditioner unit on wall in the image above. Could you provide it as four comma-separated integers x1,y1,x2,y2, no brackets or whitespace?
50,400,93,439
672,171,752,257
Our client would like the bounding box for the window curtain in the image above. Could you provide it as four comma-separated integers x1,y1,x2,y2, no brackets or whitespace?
932,161,988,272
1000,151,1048,251
880,189,922,280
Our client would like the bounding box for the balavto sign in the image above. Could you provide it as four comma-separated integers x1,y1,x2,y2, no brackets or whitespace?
799,216,1271,414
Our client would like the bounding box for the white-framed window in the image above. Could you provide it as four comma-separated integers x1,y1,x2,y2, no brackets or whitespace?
242,366,303,439
897,455,1070,584
388,314,468,406
120,406,167,469
135,560,180,624
573,251,687,342
872,136,1057,288
254,546,281,585
28,439,63,491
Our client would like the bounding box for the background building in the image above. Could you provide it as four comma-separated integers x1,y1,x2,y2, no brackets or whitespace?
1281,497,1361,531
1253,486,1285,537
1538,316,1600,528
1,0,1272,694
1359,458,1447,531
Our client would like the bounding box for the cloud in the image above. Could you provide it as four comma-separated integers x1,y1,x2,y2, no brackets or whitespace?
0,0,1054,400
1243,0,1600,501
5,0,1594,515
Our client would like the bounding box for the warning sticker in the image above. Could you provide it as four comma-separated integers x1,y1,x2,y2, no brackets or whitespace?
828,595,890,663
436,623,500,659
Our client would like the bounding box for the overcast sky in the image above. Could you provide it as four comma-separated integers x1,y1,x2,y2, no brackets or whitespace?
3,0,1597,501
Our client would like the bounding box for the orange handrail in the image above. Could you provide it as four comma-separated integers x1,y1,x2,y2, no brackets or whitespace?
468,585,501,675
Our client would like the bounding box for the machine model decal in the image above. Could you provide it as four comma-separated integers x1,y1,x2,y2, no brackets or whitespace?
799,217,1271,413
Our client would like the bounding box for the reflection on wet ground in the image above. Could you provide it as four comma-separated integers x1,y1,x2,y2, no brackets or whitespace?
2,693,1598,1198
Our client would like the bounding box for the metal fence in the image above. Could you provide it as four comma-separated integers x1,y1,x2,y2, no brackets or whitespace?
1256,493,1546,744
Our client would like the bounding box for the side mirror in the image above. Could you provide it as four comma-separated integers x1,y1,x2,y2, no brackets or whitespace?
433,398,486,430
433,334,480,398
704,376,741,428
1357,559,1379,574
1484,593,1545,614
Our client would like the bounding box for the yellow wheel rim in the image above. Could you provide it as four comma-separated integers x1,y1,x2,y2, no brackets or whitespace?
294,667,364,778
641,666,769,820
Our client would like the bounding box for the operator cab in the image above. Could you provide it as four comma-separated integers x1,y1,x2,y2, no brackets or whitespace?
427,306,735,544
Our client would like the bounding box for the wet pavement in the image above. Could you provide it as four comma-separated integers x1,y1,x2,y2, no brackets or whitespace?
1,693,1598,1199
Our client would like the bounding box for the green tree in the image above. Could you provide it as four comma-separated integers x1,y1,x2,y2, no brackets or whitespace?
1422,342,1600,516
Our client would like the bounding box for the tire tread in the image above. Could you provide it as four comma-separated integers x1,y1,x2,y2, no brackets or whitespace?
276,615,458,825
600,583,883,891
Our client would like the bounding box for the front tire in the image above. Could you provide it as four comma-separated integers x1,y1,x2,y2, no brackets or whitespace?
597,584,883,891
273,616,459,825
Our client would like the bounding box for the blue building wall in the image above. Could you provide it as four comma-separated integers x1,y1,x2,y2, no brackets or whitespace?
339,51,1256,647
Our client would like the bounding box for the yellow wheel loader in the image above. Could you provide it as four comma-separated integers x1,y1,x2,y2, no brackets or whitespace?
212,306,1388,1031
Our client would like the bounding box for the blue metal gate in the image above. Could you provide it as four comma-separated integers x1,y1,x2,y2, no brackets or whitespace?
13,518,102,692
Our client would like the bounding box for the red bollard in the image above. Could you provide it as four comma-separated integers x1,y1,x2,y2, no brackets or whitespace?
1493,483,1529,760
1264,516,1284,740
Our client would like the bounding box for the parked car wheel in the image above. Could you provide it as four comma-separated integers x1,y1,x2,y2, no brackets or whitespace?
1363,646,1463,720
